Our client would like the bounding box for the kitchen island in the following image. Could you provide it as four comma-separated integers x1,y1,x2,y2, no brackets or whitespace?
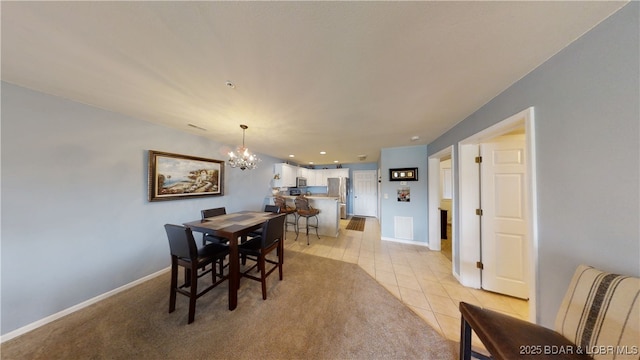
269,195,340,238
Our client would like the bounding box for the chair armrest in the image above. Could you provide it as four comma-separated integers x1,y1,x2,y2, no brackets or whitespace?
459,302,592,360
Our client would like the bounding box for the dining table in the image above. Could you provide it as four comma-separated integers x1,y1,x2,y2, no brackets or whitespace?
183,210,282,310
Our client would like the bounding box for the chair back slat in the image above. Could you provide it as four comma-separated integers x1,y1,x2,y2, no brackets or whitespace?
201,207,226,219
264,205,280,213
261,214,286,248
164,224,198,260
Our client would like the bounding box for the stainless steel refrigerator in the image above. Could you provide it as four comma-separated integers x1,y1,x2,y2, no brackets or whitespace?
327,177,348,219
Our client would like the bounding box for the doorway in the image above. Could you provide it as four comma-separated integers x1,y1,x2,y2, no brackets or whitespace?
428,146,455,274
458,107,537,320
439,158,453,261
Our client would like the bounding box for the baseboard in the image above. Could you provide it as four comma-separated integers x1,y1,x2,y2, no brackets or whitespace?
381,237,429,247
1,267,170,343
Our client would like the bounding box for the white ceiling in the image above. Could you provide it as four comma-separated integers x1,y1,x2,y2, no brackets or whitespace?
1,1,626,165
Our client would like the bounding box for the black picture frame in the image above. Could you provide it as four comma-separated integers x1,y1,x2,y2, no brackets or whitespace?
148,150,224,201
389,167,418,181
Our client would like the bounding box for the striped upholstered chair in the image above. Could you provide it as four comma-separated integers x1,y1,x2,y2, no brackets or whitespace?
459,265,639,360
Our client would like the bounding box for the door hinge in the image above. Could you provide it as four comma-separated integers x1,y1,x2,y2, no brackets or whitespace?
475,156,482,163
476,208,483,216
476,261,484,270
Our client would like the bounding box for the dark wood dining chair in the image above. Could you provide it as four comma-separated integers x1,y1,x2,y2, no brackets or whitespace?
238,214,286,300
200,207,227,245
249,205,281,239
164,224,229,324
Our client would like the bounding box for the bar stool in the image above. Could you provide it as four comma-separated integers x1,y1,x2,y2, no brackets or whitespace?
294,195,320,245
274,195,297,239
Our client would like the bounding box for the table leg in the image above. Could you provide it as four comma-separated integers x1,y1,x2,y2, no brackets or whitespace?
228,236,239,310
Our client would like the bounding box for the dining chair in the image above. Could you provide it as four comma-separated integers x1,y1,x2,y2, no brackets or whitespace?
164,224,229,324
200,207,227,245
238,214,286,300
249,204,281,239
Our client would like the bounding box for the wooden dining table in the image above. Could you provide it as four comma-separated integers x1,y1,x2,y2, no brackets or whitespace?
183,210,282,310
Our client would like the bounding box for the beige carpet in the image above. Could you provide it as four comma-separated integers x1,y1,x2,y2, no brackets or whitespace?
1,250,457,359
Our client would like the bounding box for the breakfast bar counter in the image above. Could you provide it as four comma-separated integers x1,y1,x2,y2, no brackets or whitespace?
269,195,340,237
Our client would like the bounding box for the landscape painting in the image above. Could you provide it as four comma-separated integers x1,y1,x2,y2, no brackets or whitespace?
148,150,224,201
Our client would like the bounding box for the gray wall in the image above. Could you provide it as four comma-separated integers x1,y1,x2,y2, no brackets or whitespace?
428,2,639,326
1,83,282,335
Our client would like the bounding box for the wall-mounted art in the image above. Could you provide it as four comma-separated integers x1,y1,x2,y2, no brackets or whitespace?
397,187,410,202
148,150,224,201
389,167,418,181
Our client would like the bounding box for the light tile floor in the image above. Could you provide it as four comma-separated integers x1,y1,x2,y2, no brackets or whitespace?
283,216,529,353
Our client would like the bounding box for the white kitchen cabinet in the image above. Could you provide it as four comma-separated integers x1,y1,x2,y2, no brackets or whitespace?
307,169,319,186
274,164,349,187
312,170,322,186
317,169,329,186
297,167,308,180
274,163,297,187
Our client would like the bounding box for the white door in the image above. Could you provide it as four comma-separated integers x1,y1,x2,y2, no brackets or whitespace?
480,134,529,299
353,170,377,217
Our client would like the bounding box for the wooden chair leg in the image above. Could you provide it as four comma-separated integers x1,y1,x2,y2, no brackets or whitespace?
184,267,191,287
169,260,178,313
278,242,284,280
260,255,267,300
188,266,198,324
460,316,472,360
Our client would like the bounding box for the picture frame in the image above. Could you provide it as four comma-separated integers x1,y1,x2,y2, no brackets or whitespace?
148,150,224,201
389,167,418,181
397,187,411,202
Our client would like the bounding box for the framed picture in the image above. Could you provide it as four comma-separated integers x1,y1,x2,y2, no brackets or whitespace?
389,167,418,181
397,187,410,202
148,150,224,201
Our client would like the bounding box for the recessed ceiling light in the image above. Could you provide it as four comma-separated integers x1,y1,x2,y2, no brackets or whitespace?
410,135,420,141
334,160,339,163
225,81,235,89
309,161,314,164
320,151,326,155
289,154,295,158
358,155,367,161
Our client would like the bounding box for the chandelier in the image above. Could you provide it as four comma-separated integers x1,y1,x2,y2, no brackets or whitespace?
228,124,260,170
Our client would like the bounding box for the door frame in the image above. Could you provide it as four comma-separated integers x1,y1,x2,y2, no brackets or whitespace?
428,146,455,261
458,107,538,321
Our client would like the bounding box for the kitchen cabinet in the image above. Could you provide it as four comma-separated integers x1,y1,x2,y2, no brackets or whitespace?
273,164,349,187
274,163,297,187
297,167,309,181
315,168,349,186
